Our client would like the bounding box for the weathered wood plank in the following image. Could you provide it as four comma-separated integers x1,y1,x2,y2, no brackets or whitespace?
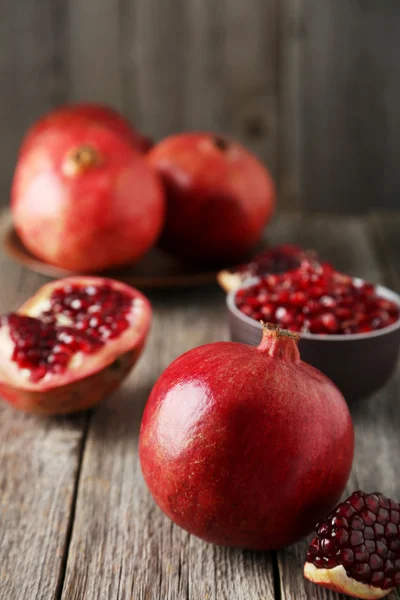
300,1,400,212
278,0,304,211
370,213,400,292
60,284,277,600
182,0,225,132
0,1,65,202
222,0,278,177
66,0,123,108
124,0,187,140
0,213,85,599
268,214,400,599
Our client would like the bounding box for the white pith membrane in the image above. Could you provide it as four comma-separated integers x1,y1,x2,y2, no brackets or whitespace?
0,277,149,390
304,562,393,599
217,269,245,292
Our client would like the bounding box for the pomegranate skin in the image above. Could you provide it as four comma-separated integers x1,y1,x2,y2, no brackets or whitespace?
12,120,165,271
0,346,141,416
147,133,276,264
20,103,152,155
139,330,354,550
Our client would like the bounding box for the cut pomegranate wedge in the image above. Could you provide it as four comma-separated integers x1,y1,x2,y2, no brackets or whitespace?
217,244,308,292
304,491,400,599
0,277,151,415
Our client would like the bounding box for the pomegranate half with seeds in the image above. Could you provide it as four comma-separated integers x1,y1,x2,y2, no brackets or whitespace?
140,324,354,549
0,277,151,415
305,490,400,599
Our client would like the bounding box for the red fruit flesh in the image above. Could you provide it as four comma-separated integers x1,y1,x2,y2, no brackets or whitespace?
21,103,152,155
148,133,276,264
0,277,151,415
235,259,400,335
12,119,165,271
218,244,307,292
139,324,354,549
304,491,400,599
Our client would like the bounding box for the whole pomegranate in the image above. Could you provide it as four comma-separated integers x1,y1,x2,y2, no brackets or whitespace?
147,133,276,265
139,324,354,550
12,119,165,271
20,103,152,155
0,276,151,415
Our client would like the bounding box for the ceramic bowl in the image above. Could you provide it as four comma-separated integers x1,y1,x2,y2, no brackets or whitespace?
227,278,400,400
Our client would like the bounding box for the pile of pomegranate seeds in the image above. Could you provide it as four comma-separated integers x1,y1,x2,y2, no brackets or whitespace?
307,491,400,590
0,283,133,382
235,244,305,277
235,260,399,334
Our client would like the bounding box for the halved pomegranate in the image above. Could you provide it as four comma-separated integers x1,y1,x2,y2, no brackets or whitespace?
0,277,151,415
217,244,308,292
304,490,400,599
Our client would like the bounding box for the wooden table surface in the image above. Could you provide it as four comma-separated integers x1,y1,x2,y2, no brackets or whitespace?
0,211,399,600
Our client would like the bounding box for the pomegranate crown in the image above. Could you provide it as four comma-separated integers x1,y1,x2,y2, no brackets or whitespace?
257,322,301,363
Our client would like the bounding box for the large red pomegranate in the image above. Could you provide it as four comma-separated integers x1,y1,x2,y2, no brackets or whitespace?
147,133,276,265
20,103,152,155
12,119,165,271
139,324,354,549
0,277,151,415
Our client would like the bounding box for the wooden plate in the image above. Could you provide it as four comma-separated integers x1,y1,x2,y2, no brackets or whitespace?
3,226,229,288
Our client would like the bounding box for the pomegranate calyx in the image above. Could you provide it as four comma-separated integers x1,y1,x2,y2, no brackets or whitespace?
257,322,301,363
63,144,102,176
213,136,230,152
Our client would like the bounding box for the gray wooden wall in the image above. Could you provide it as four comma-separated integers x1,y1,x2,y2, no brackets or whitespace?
1,0,399,213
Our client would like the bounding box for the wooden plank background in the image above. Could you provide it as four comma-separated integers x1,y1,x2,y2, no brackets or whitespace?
1,211,400,600
0,0,399,212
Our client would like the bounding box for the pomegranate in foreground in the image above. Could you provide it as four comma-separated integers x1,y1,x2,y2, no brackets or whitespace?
12,119,165,271
305,490,400,599
0,277,151,415
139,324,354,549
148,133,276,265
20,103,152,155
217,244,307,292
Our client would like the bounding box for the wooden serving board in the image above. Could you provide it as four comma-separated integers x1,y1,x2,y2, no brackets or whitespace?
3,223,223,289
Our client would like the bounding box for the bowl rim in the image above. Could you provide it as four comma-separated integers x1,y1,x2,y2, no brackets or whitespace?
226,276,400,342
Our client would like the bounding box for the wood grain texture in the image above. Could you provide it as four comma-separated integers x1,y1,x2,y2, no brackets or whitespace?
300,1,400,212
222,0,278,175
182,0,225,132
66,0,123,108
269,214,400,600
60,285,276,599
124,0,187,140
1,210,400,599
370,213,400,292
278,0,304,211
0,215,86,599
0,0,65,201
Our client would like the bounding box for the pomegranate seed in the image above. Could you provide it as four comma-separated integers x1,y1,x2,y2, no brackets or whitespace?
235,261,399,335
1,283,133,382
306,491,400,590
235,245,305,277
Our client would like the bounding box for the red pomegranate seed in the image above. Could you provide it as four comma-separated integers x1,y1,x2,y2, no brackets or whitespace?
1,283,133,382
305,491,400,590
235,260,399,336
